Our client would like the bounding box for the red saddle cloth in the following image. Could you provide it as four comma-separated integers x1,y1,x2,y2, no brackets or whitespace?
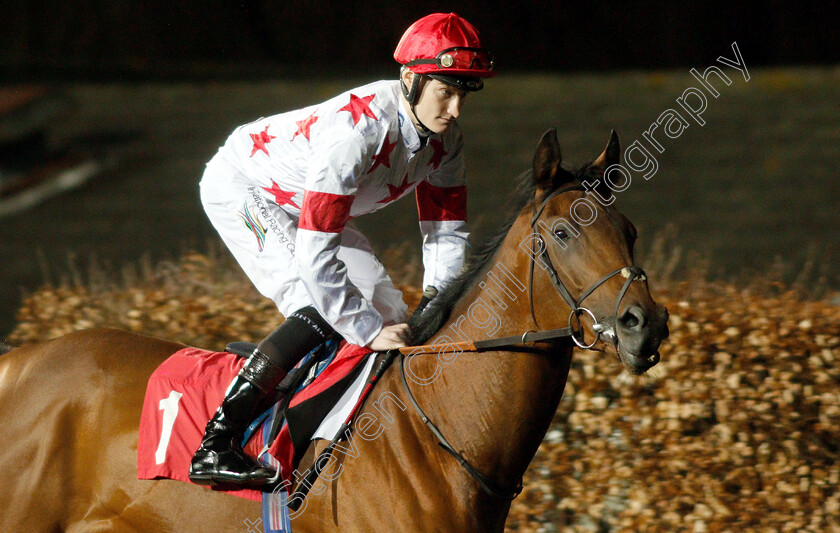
137,342,372,501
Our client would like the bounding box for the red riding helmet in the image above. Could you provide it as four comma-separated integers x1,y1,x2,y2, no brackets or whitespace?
394,12,495,95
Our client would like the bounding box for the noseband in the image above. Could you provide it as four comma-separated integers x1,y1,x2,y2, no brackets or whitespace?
529,184,647,350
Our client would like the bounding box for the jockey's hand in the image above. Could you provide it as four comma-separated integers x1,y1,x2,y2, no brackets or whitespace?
368,323,410,351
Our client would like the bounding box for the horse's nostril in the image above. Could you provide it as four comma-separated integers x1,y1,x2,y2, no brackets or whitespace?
619,306,646,331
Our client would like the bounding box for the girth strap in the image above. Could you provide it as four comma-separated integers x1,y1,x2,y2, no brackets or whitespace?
286,350,398,511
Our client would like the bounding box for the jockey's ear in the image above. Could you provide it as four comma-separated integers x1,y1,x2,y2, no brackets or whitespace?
592,129,621,170
533,128,572,192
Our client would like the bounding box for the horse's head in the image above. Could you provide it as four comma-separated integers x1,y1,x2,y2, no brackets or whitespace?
526,128,669,374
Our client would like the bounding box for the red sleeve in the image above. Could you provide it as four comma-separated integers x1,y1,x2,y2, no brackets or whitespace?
415,181,467,222
298,190,355,233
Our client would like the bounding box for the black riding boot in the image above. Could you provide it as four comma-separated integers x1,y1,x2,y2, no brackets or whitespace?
189,349,284,487
189,306,333,487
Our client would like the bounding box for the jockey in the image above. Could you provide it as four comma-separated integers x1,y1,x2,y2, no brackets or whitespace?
190,12,495,487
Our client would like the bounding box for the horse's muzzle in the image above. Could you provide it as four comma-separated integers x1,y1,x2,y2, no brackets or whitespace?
615,303,669,374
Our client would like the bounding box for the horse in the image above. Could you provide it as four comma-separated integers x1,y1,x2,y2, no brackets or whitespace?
0,129,668,532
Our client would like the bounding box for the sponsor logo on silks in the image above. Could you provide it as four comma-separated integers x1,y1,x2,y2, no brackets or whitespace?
238,204,268,252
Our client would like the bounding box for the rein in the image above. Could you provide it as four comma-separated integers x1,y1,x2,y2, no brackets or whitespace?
398,183,648,501
394,328,574,501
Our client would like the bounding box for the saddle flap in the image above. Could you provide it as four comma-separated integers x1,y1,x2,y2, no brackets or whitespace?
138,340,374,500
224,341,256,357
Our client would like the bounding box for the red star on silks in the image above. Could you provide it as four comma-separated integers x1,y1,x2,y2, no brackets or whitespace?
427,139,447,170
376,174,412,204
250,125,276,157
367,135,397,174
338,93,377,125
292,111,319,142
262,181,300,209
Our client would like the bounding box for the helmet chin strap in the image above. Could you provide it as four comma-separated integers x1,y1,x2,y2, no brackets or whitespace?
411,103,432,137
400,68,432,136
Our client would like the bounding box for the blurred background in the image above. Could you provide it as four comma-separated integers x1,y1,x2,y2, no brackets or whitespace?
0,1,838,336
2,3,840,532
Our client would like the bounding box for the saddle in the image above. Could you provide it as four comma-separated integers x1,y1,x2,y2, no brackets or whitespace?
137,339,377,502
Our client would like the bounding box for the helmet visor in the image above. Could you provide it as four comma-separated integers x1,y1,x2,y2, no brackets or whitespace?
406,47,494,74
426,74,485,92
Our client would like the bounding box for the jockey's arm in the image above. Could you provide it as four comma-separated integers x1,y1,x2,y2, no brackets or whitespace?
415,130,469,294
295,130,385,348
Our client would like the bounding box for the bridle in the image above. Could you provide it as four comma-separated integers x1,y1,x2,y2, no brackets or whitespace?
398,182,650,500
528,183,648,350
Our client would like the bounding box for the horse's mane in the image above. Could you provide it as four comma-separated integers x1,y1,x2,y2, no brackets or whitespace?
0,342,12,356
408,170,534,344
408,161,601,345
408,162,591,345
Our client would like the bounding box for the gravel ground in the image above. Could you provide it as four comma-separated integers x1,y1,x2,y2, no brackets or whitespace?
7,252,840,532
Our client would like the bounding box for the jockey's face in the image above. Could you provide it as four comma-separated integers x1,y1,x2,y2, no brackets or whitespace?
402,71,468,134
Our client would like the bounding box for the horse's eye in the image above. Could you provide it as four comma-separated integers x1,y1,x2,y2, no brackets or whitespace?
554,229,569,240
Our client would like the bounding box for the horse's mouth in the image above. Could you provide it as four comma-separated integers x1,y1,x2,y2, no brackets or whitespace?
590,320,664,374
617,345,660,375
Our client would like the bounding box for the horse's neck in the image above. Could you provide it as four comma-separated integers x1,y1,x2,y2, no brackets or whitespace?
416,217,574,490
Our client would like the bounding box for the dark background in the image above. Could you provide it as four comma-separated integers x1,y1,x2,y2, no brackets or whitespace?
1,1,838,338
1,1,836,80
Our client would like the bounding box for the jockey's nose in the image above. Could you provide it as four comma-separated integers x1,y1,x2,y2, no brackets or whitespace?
448,96,463,119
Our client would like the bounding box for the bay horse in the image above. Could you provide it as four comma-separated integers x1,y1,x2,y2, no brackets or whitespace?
0,130,668,532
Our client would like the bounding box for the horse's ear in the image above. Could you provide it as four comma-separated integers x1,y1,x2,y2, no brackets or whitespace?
592,129,621,170
533,128,570,191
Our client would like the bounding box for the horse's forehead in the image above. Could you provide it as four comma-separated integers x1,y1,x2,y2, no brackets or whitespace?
546,189,622,224
542,191,631,248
